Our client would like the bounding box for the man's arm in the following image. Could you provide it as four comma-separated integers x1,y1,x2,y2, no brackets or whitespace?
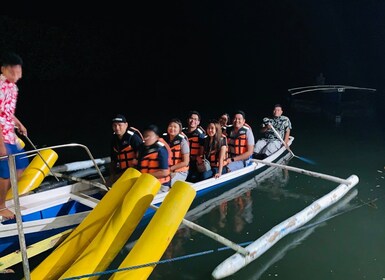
13,116,27,136
284,129,291,146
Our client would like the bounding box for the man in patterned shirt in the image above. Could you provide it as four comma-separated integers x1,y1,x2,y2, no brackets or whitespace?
253,104,292,159
0,52,29,220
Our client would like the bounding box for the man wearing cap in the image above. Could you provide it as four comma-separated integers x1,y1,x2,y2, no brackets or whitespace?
108,114,143,187
253,104,292,159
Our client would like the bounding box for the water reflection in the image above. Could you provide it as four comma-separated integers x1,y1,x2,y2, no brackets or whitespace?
186,152,293,224
216,190,253,234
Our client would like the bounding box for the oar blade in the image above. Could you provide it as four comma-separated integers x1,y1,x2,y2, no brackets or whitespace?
296,155,316,165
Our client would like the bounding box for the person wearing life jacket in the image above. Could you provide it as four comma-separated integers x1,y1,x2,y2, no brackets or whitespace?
218,113,232,136
137,124,171,191
182,110,206,183
108,114,143,187
162,118,190,186
225,110,255,172
198,120,228,180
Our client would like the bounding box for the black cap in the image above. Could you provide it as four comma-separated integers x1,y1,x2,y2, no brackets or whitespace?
112,114,127,123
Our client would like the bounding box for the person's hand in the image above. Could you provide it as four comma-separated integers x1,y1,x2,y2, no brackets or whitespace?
196,156,203,164
16,124,27,136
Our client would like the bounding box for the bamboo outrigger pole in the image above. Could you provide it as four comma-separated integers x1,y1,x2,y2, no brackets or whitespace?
149,205,250,257
251,159,350,185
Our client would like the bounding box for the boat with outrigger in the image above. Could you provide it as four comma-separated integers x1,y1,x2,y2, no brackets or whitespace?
0,135,295,270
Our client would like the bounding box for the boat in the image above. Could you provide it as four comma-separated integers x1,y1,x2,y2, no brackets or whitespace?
0,136,294,267
288,84,377,124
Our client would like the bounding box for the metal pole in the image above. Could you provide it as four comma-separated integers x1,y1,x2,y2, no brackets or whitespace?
9,155,31,279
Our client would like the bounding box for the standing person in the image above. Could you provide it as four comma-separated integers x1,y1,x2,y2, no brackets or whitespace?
253,104,292,159
182,110,206,182
107,114,143,187
137,124,171,192
197,120,228,180
224,110,255,172
162,118,190,186
0,52,29,220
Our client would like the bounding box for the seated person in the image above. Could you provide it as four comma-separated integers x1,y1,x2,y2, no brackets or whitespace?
253,104,292,159
182,110,206,182
224,110,255,172
162,118,190,186
107,114,143,187
197,120,228,180
218,113,231,136
136,124,171,192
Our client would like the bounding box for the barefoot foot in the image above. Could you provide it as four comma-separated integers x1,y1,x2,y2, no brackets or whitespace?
0,207,15,220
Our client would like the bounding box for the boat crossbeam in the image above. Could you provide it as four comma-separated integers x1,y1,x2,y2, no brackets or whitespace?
149,205,249,257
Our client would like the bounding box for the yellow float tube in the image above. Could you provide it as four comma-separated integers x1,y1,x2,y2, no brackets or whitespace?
6,148,58,200
59,172,161,279
111,181,196,280
30,168,145,280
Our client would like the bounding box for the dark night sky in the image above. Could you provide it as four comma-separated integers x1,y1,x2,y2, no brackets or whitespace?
0,2,384,156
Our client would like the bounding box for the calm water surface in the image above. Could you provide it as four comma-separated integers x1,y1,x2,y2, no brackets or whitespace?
4,111,385,280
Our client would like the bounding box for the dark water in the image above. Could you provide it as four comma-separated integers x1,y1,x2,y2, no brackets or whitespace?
3,108,385,280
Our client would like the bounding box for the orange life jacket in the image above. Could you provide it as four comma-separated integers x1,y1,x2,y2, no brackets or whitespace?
138,140,171,185
113,128,143,170
227,126,250,158
183,127,205,159
162,133,189,172
204,135,228,167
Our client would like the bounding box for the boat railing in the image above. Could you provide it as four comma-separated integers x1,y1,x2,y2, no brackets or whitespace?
2,143,106,280
0,142,107,185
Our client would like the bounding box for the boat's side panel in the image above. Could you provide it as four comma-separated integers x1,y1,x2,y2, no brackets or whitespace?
0,229,73,271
